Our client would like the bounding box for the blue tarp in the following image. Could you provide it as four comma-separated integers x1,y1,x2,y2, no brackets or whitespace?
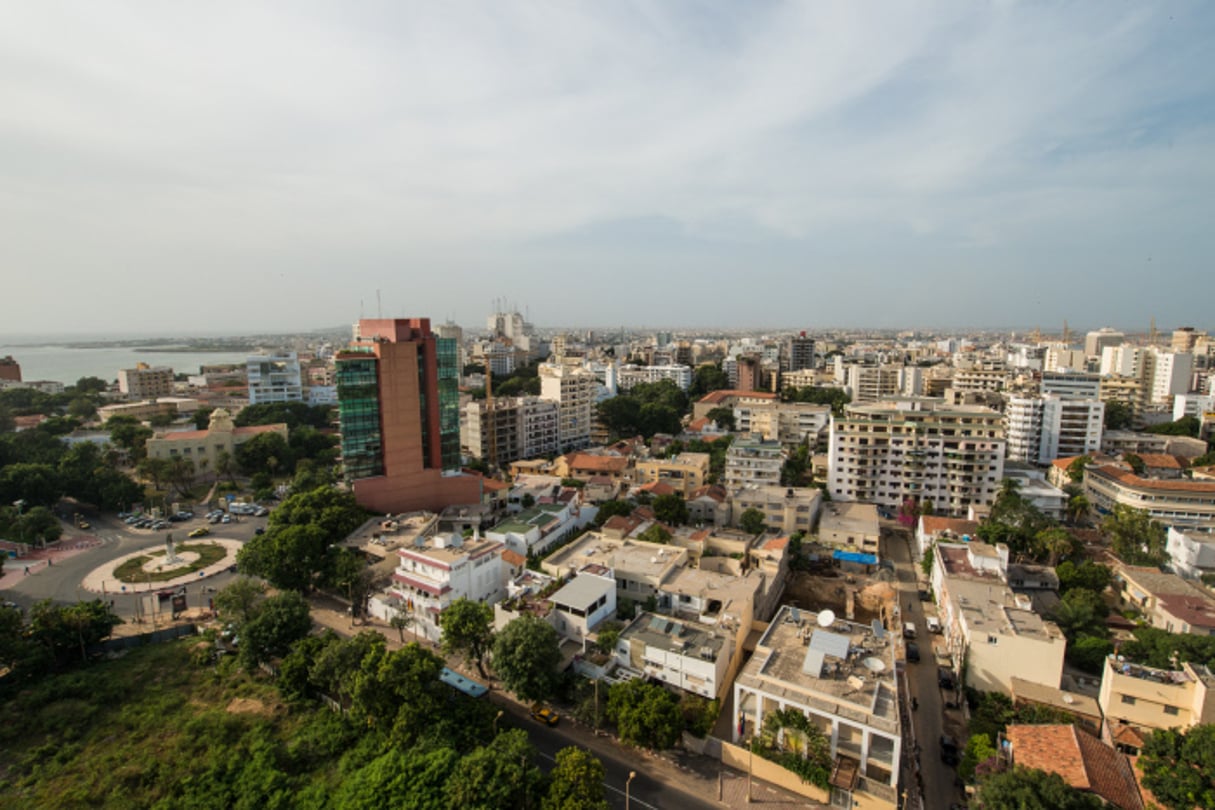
832,549,878,565
439,666,488,698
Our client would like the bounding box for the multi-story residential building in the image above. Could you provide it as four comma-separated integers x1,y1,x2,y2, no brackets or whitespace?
634,452,710,497
1146,350,1194,405
1175,392,1215,421
542,533,689,602
723,437,784,489
915,515,980,559
614,612,733,700
845,364,907,402
1100,375,1146,422
539,361,597,451
1099,656,1215,743
1085,327,1125,357
1005,394,1104,465
734,606,901,809
736,401,831,448
382,531,506,643
616,364,693,392
730,485,822,537
1101,345,1145,378
461,396,559,465
336,318,481,514
1003,467,1067,520
1167,527,1215,581
1083,465,1215,528
950,367,1009,393
1041,370,1101,399
828,401,1006,516
931,541,1067,694
1173,327,1208,353
786,332,816,372
246,352,303,405
117,364,174,399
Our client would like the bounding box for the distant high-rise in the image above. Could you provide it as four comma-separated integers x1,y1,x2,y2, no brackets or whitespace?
1172,327,1206,354
117,364,174,399
336,318,480,514
788,332,816,372
1085,327,1124,357
246,352,303,405
0,355,21,383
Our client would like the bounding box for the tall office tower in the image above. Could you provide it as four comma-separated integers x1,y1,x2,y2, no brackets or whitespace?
246,352,303,405
336,318,480,514
788,332,816,372
1085,327,1125,357
1006,395,1105,465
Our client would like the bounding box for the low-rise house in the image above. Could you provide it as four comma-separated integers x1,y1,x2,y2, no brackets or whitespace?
1099,656,1215,746
486,501,581,558
1114,565,1215,635
556,452,632,487
816,502,881,561
1009,677,1103,737
1005,724,1144,810
542,532,688,603
915,515,981,559
1004,467,1067,520
633,452,710,497
691,389,779,421
687,484,730,527
614,612,733,700
733,605,901,809
548,571,617,643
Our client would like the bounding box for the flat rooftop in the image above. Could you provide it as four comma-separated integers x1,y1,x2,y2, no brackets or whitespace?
818,502,879,536
543,532,686,582
948,577,1063,643
736,605,899,732
620,612,728,659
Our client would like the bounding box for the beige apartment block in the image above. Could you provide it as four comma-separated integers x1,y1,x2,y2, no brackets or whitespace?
730,484,822,536
1099,656,1215,740
634,452,710,497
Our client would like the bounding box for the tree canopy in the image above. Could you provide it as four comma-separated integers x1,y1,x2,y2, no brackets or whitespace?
440,598,495,678
1102,504,1168,566
651,493,689,526
541,747,609,810
1138,724,1215,810
606,679,684,749
491,614,562,702
975,766,1103,809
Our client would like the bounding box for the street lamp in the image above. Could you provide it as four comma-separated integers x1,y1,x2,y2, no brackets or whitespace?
494,709,504,736
626,771,636,810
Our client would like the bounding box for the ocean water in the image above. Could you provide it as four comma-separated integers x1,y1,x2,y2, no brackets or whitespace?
0,344,251,386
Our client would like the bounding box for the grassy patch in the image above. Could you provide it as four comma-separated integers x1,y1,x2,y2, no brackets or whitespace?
111,543,229,584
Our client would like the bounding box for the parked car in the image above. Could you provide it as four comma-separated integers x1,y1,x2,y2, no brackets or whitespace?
903,622,917,639
940,735,960,766
530,704,559,726
254,527,265,535
937,666,957,690
918,589,931,602
906,642,920,663
221,515,231,524
926,617,942,634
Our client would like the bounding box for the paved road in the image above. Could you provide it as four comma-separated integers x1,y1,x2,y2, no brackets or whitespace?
0,511,267,620
884,527,967,810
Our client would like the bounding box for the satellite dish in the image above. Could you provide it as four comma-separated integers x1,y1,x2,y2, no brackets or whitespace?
817,609,836,628
863,657,886,673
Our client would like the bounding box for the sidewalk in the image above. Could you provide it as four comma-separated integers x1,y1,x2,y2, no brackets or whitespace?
0,534,105,591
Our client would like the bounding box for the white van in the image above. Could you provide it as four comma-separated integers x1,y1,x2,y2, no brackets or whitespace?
926,617,942,634
903,622,917,639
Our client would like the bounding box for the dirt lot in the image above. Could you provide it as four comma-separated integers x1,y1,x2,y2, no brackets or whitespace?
780,568,894,626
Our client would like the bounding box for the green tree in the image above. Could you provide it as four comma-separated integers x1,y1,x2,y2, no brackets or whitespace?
1068,635,1114,674
976,767,1103,809
334,745,459,810
1067,455,1092,483
1120,626,1215,671
1138,724,1215,810
27,598,122,669
1146,416,1201,437
606,679,684,749
1104,401,1134,431
1033,527,1074,567
0,462,62,507
445,729,544,810
651,493,689,526
959,733,1000,783
542,747,609,810
238,591,313,670
138,456,171,491
1050,588,1108,642
638,523,672,544
1102,504,1168,566
193,406,215,430
1123,452,1146,475
66,397,97,420
440,598,494,678
1055,561,1112,595
594,499,634,526
215,577,268,625
269,485,369,539
705,406,735,432
739,507,767,535
783,385,851,415
72,376,109,394
237,432,295,477
492,614,562,702
106,415,153,460
390,610,414,643
238,523,332,593
1066,492,1090,525
688,364,730,398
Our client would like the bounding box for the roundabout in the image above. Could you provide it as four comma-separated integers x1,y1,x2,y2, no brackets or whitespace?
80,538,244,595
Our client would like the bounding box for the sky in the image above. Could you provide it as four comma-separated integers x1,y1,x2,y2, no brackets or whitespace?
2,2,1213,336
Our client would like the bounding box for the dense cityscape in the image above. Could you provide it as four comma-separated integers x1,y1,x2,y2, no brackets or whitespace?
1,312,1213,809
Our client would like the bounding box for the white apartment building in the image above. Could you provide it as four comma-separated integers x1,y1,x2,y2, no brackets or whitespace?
736,401,831,448
1101,345,1145,378
1166,527,1215,581
1005,395,1104,465
615,612,733,700
117,365,174,399
1084,465,1215,528
1041,371,1101,399
723,437,784,489
734,606,902,809
828,401,1006,516
381,532,506,643
246,352,303,405
1147,350,1194,405
539,361,597,451
1175,393,1215,421
616,364,693,391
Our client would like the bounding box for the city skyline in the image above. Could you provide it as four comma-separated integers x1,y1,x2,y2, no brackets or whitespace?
3,3,1213,334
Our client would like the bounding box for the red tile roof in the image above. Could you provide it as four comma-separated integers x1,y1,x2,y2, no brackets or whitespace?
566,453,630,473
920,516,980,537
1091,465,1215,493
689,485,728,503
1007,724,1144,810
158,423,286,442
501,549,526,567
1135,453,1183,470
638,481,677,497
696,389,779,405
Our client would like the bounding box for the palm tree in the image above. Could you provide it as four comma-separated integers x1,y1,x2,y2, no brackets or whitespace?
1034,527,1073,567
1067,493,1090,526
